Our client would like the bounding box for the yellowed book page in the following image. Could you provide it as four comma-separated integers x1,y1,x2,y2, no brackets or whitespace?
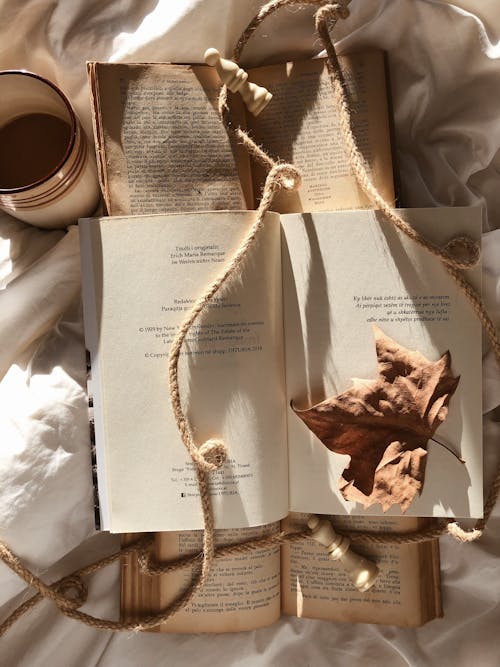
87,63,109,210
80,211,288,533
281,514,442,627
148,524,281,633
90,63,253,215
245,52,394,213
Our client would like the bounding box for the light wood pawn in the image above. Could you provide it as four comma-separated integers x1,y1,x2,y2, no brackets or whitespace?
307,515,380,592
204,47,273,116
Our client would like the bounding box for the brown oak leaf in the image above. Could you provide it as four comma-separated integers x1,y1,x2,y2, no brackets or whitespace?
292,325,460,512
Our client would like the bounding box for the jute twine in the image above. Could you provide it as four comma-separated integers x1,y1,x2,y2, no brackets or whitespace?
1,0,499,636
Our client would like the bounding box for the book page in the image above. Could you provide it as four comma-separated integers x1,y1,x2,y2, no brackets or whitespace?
281,514,441,626
89,63,253,215
281,207,482,518
125,523,281,633
80,211,288,532
245,52,394,213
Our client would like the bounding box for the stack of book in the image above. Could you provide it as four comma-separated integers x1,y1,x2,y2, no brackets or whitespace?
80,50,482,631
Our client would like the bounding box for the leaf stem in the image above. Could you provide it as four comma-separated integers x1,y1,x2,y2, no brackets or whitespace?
429,437,465,464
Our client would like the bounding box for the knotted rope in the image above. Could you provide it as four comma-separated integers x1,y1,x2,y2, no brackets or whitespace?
1,0,499,636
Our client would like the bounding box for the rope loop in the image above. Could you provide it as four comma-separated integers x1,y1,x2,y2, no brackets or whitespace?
53,575,88,610
443,235,481,269
267,162,302,192
197,438,228,472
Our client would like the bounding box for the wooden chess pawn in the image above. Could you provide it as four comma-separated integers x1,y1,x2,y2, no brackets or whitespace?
307,515,380,592
204,47,272,116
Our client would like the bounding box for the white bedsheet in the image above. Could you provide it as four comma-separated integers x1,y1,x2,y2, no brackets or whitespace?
0,1,499,665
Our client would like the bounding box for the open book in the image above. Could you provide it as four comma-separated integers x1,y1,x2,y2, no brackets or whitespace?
87,51,395,216
80,206,482,534
121,515,442,631
80,206,481,628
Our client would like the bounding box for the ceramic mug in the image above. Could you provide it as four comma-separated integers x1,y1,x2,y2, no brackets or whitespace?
0,70,100,228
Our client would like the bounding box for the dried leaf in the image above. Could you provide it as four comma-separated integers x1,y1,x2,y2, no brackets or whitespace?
293,325,459,512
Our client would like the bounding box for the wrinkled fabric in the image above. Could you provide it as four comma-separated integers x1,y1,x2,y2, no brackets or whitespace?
0,1,499,665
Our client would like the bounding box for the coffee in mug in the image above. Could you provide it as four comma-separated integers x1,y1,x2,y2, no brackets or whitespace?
0,70,100,228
